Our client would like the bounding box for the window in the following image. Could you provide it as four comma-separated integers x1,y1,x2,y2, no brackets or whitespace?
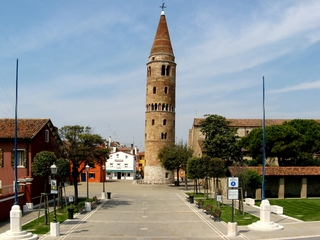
163,119,167,125
125,163,128,168
110,163,114,167
45,130,49,142
125,155,128,159
164,86,168,94
153,87,156,94
161,133,167,139
89,173,95,179
116,154,119,157
161,65,165,75
152,119,155,125
11,150,26,167
0,149,3,167
109,155,113,158
166,66,170,76
117,163,121,168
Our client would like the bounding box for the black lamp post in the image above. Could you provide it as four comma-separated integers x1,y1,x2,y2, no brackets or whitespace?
50,162,57,223
85,164,90,201
102,165,105,193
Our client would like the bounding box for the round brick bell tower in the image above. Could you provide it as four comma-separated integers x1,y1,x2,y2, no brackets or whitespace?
144,9,176,184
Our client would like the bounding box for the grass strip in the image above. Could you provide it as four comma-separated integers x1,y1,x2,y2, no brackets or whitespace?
22,198,89,234
256,199,320,221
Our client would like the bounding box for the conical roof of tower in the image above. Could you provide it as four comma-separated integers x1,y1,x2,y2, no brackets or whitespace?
150,11,174,56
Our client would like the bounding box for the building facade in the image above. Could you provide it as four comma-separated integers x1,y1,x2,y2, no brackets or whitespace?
106,151,136,180
188,118,290,157
144,9,176,184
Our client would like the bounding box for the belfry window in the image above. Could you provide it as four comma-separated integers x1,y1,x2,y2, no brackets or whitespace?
161,133,167,139
163,119,167,125
166,66,170,76
147,66,151,77
164,86,168,94
161,65,165,75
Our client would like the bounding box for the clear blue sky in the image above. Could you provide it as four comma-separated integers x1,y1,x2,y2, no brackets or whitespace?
1,1,320,151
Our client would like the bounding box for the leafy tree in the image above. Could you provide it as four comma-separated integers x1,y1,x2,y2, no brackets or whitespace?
158,141,193,187
186,157,204,193
56,158,70,182
240,124,303,165
59,125,109,204
246,170,262,198
32,151,57,225
200,114,242,165
32,151,57,192
284,119,320,165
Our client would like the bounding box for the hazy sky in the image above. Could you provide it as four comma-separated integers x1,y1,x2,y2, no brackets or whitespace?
1,1,320,151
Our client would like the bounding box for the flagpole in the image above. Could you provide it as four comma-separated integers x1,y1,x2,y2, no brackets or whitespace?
262,76,266,200
14,59,19,205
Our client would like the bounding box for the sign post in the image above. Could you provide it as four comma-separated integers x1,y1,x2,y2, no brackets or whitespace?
227,177,239,223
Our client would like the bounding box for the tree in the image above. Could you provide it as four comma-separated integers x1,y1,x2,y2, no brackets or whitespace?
284,119,320,165
186,157,204,194
240,124,303,165
56,158,70,182
200,114,242,165
32,151,57,192
59,125,109,204
32,151,57,225
158,141,193,187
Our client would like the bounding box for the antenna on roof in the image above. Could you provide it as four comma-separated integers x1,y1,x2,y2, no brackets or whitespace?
160,2,166,11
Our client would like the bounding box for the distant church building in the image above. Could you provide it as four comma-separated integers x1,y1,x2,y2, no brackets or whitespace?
144,8,176,183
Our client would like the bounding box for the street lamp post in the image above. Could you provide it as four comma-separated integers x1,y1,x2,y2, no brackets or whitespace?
50,162,59,237
102,164,106,199
85,164,90,201
50,162,57,222
102,165,105,192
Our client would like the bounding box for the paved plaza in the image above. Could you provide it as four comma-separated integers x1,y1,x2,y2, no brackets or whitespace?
1,180,320,240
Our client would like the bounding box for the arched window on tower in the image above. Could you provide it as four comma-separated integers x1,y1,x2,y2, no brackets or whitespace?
166,66,170,76
147,66,151,77
162,103,166,111
161,65,165,76
155,104,158,111
152,119,155,125
153,86,156,94
151,104,154,110
161,133,167,139
163,119,167,125
164,86,168,94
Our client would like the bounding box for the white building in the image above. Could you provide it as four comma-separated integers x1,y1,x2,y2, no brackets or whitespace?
106,151,136,180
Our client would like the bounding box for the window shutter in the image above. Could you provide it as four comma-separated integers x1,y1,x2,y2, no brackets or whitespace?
23,150,27,168
11,151,14,166
0,149,3,167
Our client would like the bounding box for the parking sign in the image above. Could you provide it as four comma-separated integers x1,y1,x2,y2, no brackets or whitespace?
228,177,239,188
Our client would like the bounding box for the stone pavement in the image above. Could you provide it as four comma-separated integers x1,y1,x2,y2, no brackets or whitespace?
1,180,320,240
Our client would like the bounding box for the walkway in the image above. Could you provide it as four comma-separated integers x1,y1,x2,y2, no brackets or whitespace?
1,180,320,240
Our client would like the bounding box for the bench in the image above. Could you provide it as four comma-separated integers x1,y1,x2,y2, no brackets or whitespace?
93,196,101,204
195,199,204,209
210,209,222,221
77,204,86,214
202,204,213,214
271,205,283,215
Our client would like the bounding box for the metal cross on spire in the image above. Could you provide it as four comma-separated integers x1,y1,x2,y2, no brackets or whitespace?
160,2,166,11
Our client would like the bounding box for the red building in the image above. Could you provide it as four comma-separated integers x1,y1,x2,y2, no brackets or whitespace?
0,118,61,221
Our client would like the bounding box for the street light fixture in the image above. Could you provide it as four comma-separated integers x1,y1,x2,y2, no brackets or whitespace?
50,162,57,223
85,164,90,201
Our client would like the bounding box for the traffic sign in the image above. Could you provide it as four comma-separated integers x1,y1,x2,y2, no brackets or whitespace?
228,177,239,188
228,189,239,200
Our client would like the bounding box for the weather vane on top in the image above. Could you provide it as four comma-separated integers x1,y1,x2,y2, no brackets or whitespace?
160,2,166,11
